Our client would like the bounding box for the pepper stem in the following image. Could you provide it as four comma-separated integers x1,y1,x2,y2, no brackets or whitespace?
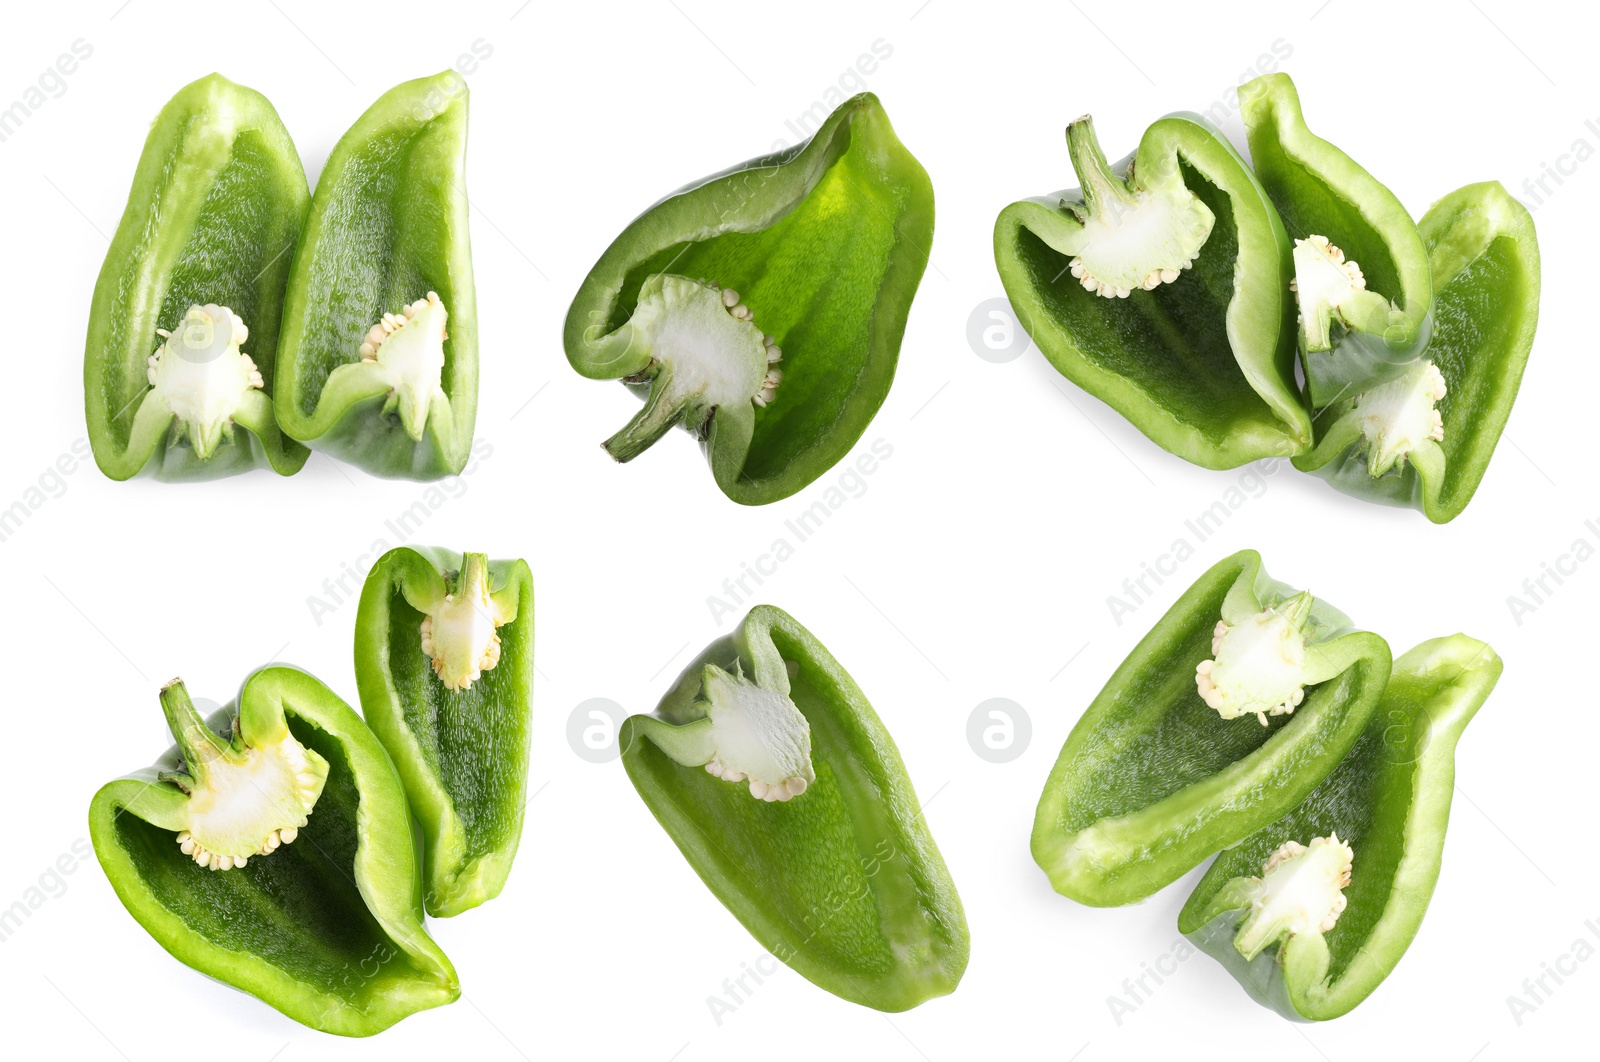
1066,116,1137,218
454,552,490,598
603,376,686,463
159,678,235,787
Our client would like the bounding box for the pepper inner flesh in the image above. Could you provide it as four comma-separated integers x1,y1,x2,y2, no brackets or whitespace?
1353,359,1447,476
1196,592,1338,725
419,553,513,691
647,660,816,801
1230,833,1354,960
318,291,451,442
157,680,328,870
1291,235,1393,354
1057,116,1214,299
602,274,783,461
144,305,263,459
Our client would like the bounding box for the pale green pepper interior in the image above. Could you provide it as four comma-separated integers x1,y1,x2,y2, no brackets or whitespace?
385,588,523,865
605,132,902,483
109,715,433,998
1049,577,1366,835
631,636,903,975
106,132,290,448
1012,162,1263,439
1428,237,1517,504
287,125,460,418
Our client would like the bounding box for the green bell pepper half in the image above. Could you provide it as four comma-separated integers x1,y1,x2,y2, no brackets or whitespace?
1239,73,1433,406
1179,635,1500,1020
84,73,310,481
1032,549,1391,906
275,71,478,479
620,605,968,1010
994,112,1308,469
564,93,933,505
1293,182,1540,522
355,547,534,917
88,667,458,1036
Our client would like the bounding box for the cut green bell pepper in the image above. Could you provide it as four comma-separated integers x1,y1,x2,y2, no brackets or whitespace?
1179,634,1500,1020
355,547,534,917
621,605,968,1010
564,93,933,505
276,71,477,479
1239,73,1433,406
84,73,310,480
1031,550,1391,906
994,112,1308,469
89,668,458,1036
1293,182,1540,522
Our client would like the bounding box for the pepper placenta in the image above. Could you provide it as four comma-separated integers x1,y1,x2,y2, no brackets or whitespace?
89,668,458,1036
275,71,477,479
564,94,934,505
1031,550,1392,906
355,547,534,917
621,605,968,1009
1239,73,1433,406
1293,182,1540,522
84,74,310,480
993,112,1308,468
1179,635,1499,1020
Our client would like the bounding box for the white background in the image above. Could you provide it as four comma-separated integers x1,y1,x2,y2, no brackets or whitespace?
2,0,1592,1057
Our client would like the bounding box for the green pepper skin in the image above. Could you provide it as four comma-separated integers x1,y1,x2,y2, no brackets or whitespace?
1239,73,1433,406
84,74,310,481
276,72,477,479
355,547,534,917
1293,183,1540,522
994,113,1308,469
621,605,968,1010
565,94,933,505
1179,635,1500,1020
89,666,458,1036
1031,550,1391,907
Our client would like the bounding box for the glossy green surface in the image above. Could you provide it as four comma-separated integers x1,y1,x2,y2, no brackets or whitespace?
1180,636,1500,1020
1031,550,1391,906
1239,73,1432,405
355,547,534,917
565,94,933,505
1295,182,1540,522
994,113,1307,469
621,606,967,1010
89,667,457,1036
276,71,477,479
84,73,309,480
